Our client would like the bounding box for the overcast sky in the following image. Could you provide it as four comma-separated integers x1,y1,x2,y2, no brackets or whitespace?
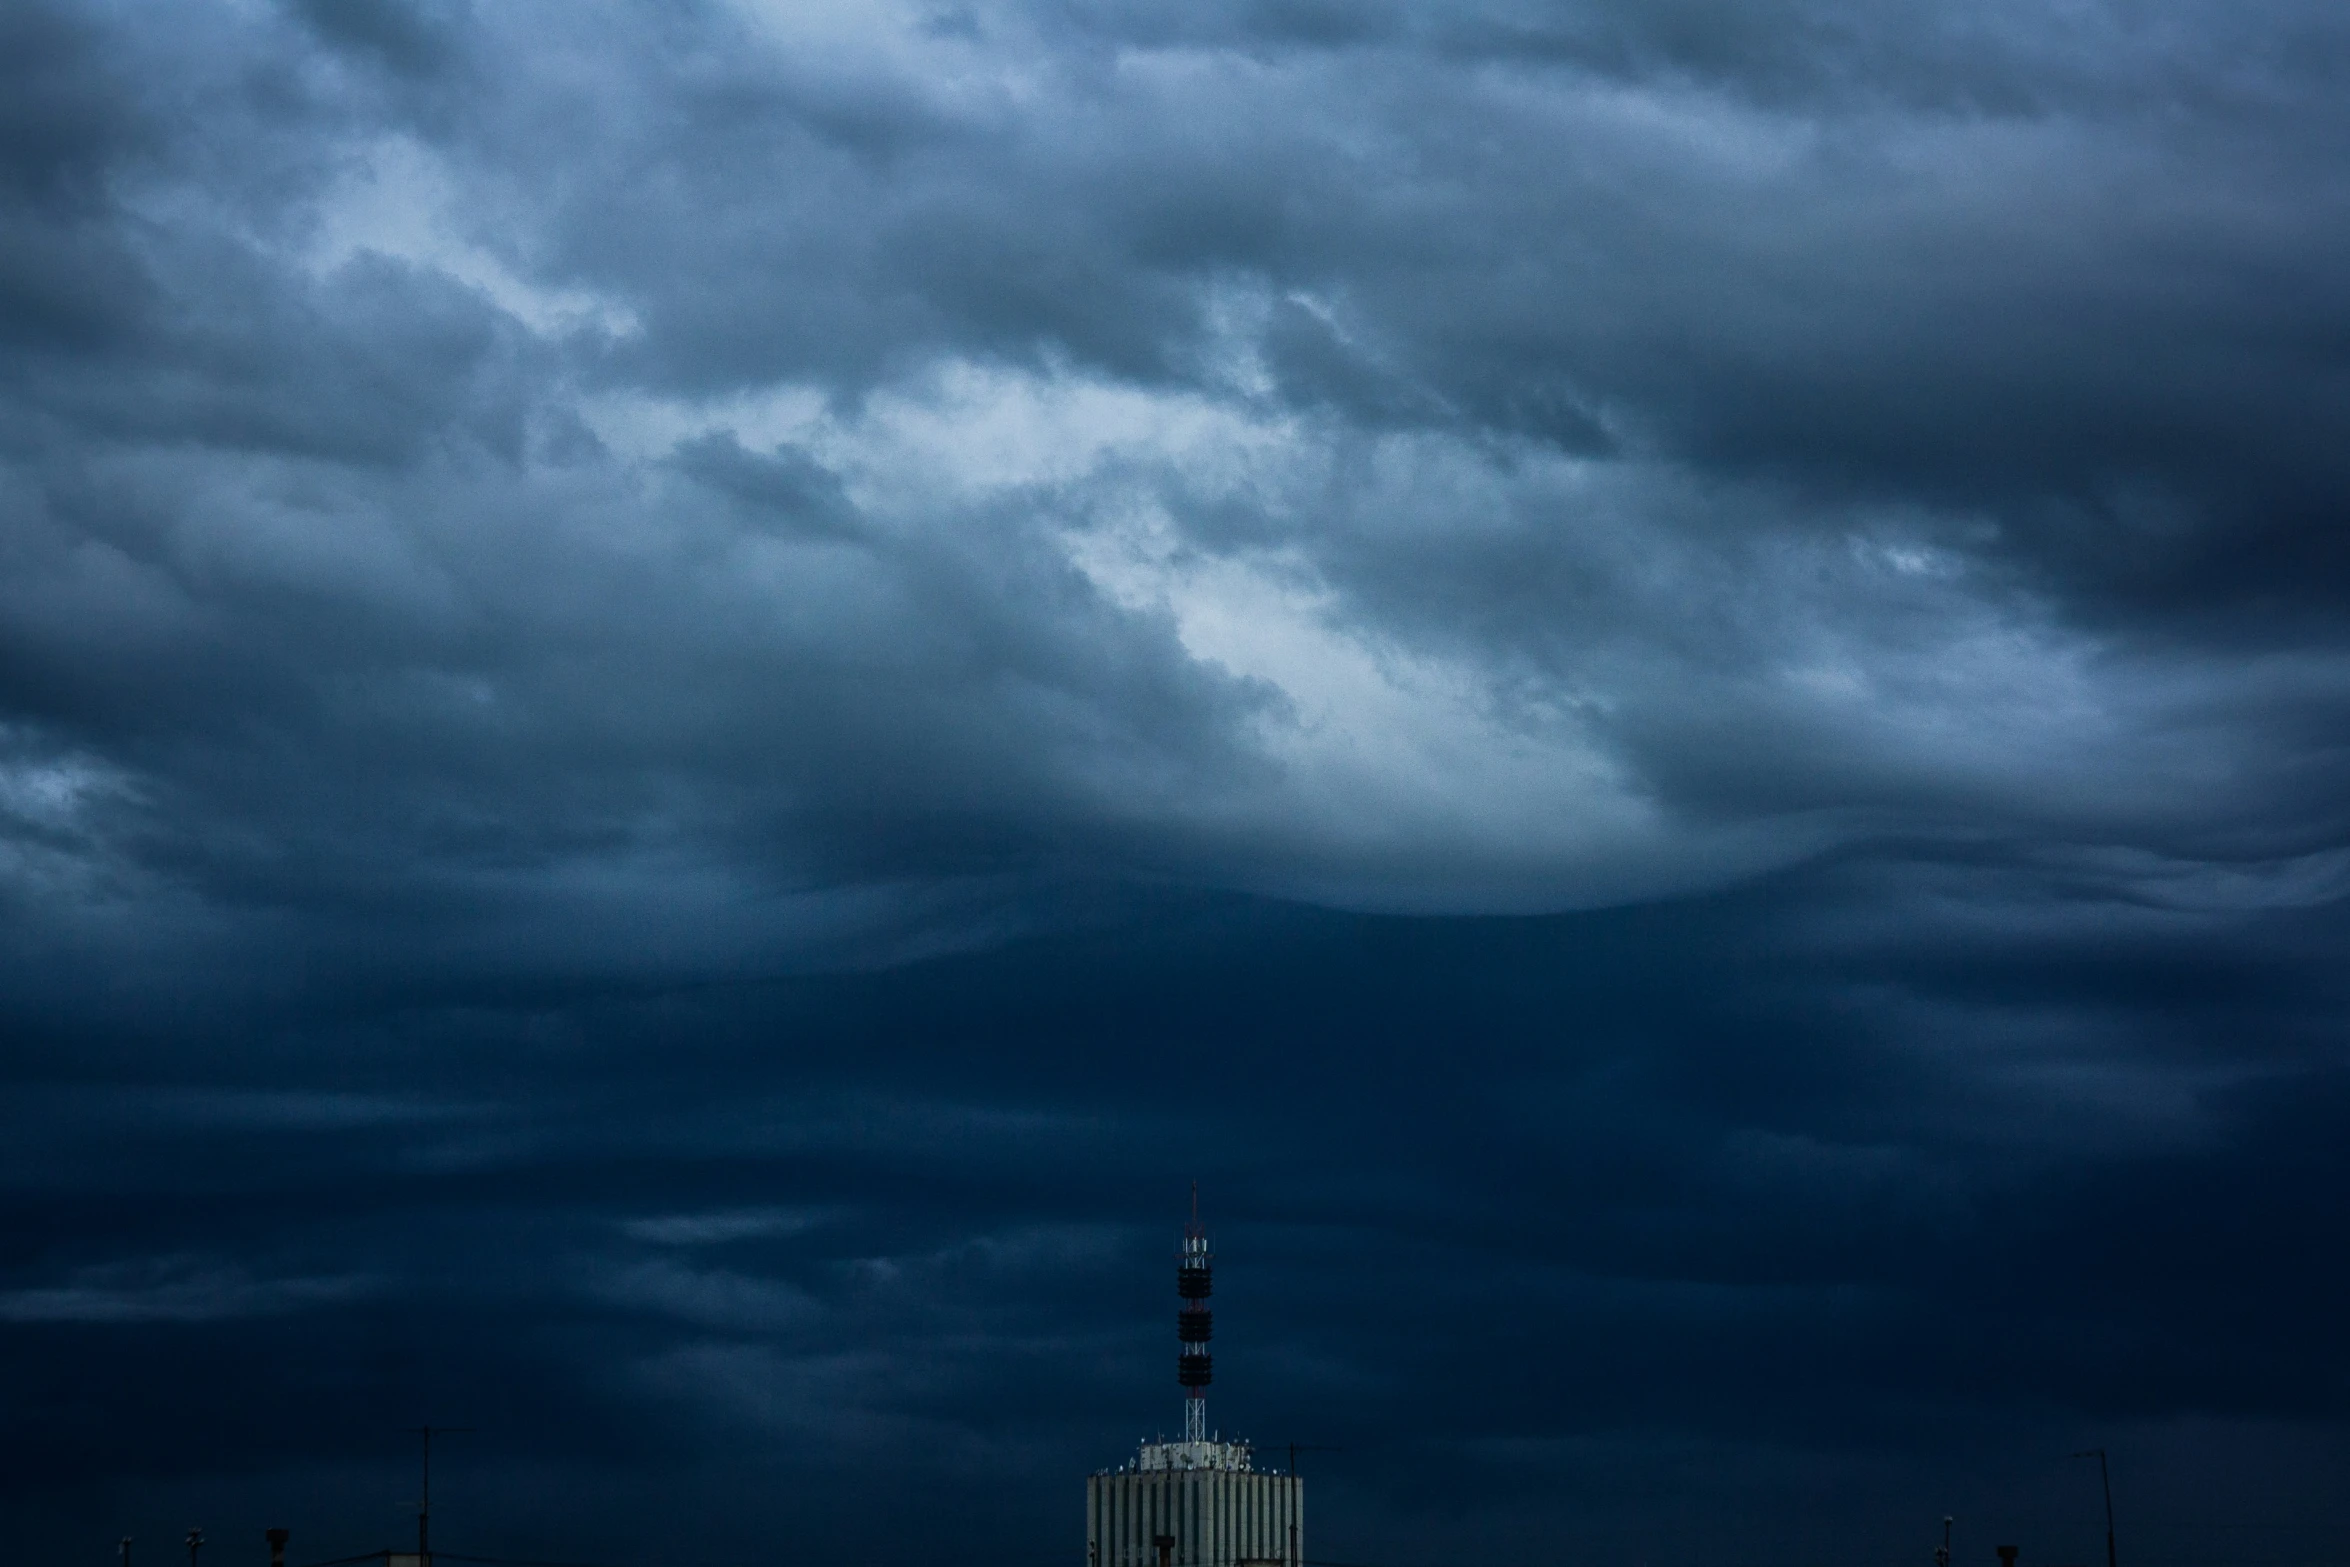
4,1,2349,1564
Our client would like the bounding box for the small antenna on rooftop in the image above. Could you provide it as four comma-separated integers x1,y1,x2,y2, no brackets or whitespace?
1284,1443,1340,1476
411,1424,477,1559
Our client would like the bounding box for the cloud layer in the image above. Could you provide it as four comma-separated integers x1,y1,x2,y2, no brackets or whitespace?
8,0,2349,968
3,1,2348,1564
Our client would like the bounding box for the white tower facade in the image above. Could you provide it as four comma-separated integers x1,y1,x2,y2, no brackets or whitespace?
1088,1443,1303,1567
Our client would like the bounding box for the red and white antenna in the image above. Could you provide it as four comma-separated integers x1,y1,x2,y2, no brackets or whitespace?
1177,1183,1213,1443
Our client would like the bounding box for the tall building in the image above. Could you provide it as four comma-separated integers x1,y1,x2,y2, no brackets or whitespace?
1087,1196,1302,1567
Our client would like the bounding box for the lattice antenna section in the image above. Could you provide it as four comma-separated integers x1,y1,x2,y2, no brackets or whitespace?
1178,1184,1212,1443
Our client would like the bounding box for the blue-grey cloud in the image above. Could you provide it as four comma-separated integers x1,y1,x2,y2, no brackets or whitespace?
3,2,2347,1565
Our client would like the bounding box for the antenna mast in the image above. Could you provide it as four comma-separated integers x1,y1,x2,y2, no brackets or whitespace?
412,1424,476,1559
1177,1184,1212,1444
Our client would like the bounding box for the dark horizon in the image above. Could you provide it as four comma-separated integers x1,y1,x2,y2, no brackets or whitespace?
4,1,2348,1564
20,886,2350,1567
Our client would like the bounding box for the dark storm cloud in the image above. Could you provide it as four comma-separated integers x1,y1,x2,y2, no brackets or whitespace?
9,882,2347,1562
3,2,2349,1565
